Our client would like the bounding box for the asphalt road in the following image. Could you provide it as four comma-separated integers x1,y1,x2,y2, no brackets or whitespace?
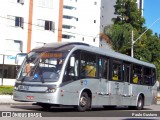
0,104,160,120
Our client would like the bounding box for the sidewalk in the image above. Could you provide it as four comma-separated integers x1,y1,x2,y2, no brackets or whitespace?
0,95,33,105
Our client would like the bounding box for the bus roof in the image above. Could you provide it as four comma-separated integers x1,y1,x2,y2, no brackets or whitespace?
32,42,156,68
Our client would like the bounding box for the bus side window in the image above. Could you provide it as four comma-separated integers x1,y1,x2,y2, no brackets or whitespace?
102,58,108,79
132,65,143,84
111,60,121,81
143,67,152,86
152,69,156,86
98,57,108,79
80,51,97,78
63,51,80,82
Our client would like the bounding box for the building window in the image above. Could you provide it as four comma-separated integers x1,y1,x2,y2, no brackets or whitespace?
63,5,76,10
15,17,24,27
63,15,75,19
62,34,75,39
17,0,24,4
7,15,24,28
76,18,78,21
45,21,54,31
38,0,53,8
94,20,96,23
6,40,23,52
62,25,75,29
0,64,17,79
37,19,55,31
139,0,143,10
94,1,97,5
8,0,24,4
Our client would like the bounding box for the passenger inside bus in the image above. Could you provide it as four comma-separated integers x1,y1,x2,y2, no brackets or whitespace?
133,74,138,83
112,69,118,80
85,65,96,77
81,64,96,77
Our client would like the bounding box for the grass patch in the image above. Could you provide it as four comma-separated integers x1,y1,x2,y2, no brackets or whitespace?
0,86,14,95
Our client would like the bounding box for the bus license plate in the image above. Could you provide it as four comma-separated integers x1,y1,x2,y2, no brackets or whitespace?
18,85,29,91
26,96,34,100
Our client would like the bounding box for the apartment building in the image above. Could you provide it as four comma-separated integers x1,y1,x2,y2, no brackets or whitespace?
0,0,59,84
0,0,143,85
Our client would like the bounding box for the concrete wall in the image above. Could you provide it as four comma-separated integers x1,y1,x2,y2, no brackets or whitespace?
0,79,16,86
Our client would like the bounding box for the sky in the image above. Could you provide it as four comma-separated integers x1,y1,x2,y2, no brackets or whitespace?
144,0,160,34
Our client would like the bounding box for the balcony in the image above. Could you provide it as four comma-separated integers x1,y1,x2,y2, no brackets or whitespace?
63,8,76,17
62,16,77,26
63,0,77,8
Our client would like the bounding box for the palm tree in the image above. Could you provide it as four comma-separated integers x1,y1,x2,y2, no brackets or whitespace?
99,33,113,49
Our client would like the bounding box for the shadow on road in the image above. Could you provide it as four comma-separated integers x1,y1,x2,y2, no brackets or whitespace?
10,105,152,112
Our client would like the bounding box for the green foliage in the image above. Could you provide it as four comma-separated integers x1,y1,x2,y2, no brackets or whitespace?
0,86,14,95
104,23,140,56
113,0,145,31
104,0,160,80
104,24,132,54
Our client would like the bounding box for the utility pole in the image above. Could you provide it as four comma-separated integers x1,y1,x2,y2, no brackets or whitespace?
131,30,134,57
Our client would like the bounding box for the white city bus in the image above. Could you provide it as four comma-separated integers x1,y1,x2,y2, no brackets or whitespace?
13,42,158,112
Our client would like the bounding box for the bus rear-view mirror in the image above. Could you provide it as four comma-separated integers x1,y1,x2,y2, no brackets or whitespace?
15,53,27,65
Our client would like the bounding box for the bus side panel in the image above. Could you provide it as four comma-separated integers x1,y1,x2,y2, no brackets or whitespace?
131,84,152,106
58,79,100,106
95,79,111,105
152,84,158,104
143,86,152,106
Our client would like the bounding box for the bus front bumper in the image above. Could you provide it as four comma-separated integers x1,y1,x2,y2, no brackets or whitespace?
13,90,59,104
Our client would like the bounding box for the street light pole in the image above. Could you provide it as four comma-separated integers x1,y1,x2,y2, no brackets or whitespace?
131,17,160,57
131,30,134,57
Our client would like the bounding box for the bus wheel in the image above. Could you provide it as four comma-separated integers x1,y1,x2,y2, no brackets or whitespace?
136,95,144,110
77,92,91,112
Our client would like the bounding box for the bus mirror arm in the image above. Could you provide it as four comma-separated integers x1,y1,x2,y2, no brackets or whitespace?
16,65,19,71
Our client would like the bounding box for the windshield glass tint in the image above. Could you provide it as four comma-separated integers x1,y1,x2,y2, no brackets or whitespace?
17,51,68,82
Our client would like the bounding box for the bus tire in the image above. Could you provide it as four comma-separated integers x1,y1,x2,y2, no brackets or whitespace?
77,92,91,112
136,95,144,110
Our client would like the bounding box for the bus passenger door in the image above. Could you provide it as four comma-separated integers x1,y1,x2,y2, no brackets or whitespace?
97,57,110,105
122,63,132,97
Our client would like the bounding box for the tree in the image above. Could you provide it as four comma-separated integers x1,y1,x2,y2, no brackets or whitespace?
113,0,145,32
104,23,141,56
104,0,160,79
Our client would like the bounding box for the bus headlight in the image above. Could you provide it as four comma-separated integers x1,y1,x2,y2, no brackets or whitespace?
46,88,56,93
14,86,18,90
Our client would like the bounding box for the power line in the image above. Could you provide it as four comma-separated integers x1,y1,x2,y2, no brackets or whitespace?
0,15,96,38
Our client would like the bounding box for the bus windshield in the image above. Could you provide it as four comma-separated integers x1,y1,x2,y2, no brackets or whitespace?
17,51,69,83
